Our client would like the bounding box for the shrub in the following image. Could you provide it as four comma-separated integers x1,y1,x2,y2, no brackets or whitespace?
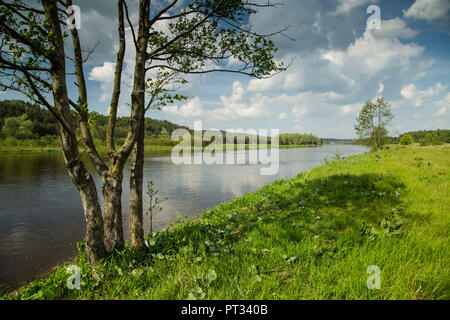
400,134,414,145
144,137,178,147
4,136,18,146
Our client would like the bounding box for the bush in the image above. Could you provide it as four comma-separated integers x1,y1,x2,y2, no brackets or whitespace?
144,137,178,147
40,135,59,147
400,134,414,145
3,136,18,146
115,138,125,146
420,132,443,146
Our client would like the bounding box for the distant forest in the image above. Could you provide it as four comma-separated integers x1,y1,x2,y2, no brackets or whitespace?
399,130,450,145
2,100,447,148
0,100,323,147
277,133,322,146
0,99,189,147
322,138,356,144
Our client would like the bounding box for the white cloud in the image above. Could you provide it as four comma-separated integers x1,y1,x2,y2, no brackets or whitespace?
278,112,289,120
371,18,418,39
247,52,354,94
88,61,117,102
400,82,447,107
339,103,363,116
435,92,450,115
88,62,115,83
163,81,275,121
162,80,362,126
163,97,204,118
292,104,308,118
211,81,273,119
247,17,424,107
289,91,356,119
322,27,424,78
404,0,450,22
401,83,418,101
333,0,379,14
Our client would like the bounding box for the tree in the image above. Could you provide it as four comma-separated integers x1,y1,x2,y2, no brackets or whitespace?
420,131,442,146
0,0,142,261
0,100,58,138
355,98,394,151
2,114,34,139
0,0,285,260
399,134,413,145
126,0,288,246
0,0,111,263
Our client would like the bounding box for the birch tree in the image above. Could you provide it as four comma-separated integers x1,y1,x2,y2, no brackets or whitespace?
125,0,288,246
355,98,394,151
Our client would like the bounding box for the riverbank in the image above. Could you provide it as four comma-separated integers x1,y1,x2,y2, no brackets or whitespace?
0,144,320,154
2,145,448,299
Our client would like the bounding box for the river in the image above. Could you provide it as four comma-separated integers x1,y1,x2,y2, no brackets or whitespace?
0,145,368,290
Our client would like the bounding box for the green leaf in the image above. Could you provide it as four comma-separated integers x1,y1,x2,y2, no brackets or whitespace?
186,287,205,300
131,269,143,279
204,269,217,285
115,266,123,277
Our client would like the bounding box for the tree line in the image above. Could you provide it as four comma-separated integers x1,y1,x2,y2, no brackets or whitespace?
1,99,324,147
0,99,189,146
395,130,449,145
277,133,322,146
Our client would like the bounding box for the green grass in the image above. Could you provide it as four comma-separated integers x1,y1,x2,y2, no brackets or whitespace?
0,146,61,153
1,145,448,300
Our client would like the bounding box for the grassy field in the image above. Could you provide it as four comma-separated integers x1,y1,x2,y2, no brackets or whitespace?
1,145,448,300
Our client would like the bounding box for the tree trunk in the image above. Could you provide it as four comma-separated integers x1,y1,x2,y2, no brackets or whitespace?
42,0,106,264
58,127,106,264
71,160,107,264
127,0,151,247
129,116,145,246
102,171,124,252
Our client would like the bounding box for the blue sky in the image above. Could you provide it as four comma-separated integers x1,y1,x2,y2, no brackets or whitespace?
3,0,450,138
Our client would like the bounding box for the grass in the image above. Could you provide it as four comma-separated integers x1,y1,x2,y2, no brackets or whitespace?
1,145,448,300
0,146,61,153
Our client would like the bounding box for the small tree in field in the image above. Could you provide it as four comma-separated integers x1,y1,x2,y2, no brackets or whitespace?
400,134,414,145
355,98,394,151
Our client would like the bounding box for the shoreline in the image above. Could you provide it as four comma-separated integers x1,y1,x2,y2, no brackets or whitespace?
0,144,323,154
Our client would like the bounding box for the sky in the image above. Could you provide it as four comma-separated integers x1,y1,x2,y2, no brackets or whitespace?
3,0,450,138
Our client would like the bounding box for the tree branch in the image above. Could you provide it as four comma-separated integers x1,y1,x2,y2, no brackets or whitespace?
123,0,138,49
107,0,127,157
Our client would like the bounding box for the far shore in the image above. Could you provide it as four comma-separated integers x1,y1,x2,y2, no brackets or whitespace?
0,144,324,154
